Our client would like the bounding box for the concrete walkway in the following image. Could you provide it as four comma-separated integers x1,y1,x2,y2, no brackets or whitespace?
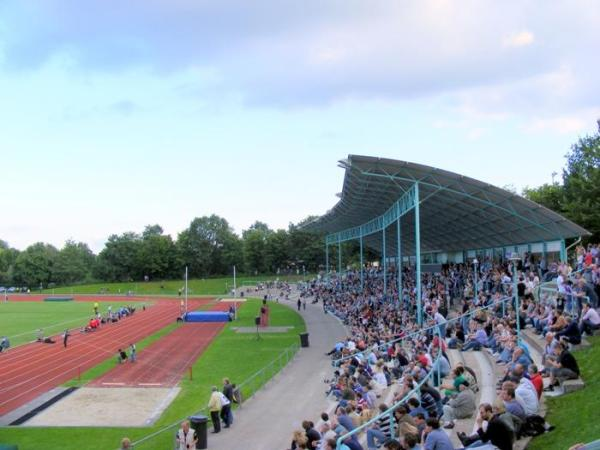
207,289,347,450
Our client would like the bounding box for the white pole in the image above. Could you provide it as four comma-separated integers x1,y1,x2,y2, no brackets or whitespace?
185,266,188,313
233,265,237,298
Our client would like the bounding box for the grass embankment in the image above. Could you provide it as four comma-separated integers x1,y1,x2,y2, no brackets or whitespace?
40,274,308,297
0,299,306,450
0,301,142,346
529,336,600,450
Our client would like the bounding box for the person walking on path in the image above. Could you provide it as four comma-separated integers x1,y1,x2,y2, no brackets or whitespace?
208,386,222,433
63,329,70,348
129,343,137,362
297,298,302,311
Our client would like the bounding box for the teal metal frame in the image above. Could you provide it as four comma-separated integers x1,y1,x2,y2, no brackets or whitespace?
324,184,422,323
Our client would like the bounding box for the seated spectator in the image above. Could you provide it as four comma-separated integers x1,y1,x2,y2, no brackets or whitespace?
0,336,10,353
407,398,429,420
579,302,600,336
440,380,476,429
458,403,513,450
117,348,128,364
366,404,392,450
422,417,453,450
461,323,487,351
555,316,582,345
501,383,526,422
545,341,580,392
302,420,321,450
527,364,543,399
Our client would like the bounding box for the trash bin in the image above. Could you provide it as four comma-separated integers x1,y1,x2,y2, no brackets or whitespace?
299,332,310,348
188,415,208,449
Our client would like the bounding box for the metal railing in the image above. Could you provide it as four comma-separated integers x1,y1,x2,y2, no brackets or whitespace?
126,341,300,449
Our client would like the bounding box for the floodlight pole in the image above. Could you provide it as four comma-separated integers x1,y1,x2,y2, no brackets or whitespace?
233,265,237,298
185,266,188,313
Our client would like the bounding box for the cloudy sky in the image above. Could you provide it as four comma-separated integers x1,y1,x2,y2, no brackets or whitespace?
1,0,599,252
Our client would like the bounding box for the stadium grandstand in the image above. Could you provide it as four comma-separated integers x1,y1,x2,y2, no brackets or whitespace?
286,155,598,450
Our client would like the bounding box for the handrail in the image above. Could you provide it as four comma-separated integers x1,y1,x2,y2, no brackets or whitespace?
334,295,513,449
126,341,300,449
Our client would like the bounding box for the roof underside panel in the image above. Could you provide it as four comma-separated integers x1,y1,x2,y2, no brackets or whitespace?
305,155,590,253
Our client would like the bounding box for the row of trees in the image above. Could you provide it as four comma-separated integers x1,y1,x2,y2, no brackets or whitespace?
523,126,599,242
0,217,325,287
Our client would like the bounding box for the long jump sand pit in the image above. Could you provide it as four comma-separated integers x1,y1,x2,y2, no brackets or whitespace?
23,387,180,427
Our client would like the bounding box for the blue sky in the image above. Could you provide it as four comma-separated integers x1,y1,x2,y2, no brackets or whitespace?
1,1,599,252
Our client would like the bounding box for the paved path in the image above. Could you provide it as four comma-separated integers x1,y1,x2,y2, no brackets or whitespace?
207,289,347,450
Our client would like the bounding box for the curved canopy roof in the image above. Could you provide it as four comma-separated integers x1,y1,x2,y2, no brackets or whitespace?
305,155,590,254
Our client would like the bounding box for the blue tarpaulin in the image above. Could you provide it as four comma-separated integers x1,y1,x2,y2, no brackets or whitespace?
184,311,230,323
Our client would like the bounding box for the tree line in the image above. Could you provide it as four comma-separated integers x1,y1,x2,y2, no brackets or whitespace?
522,126,599,243
0,217,325,288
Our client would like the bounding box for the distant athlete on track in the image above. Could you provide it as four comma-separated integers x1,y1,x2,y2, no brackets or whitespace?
63,329,70,348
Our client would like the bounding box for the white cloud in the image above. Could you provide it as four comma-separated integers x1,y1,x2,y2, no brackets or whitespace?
503,31,535,48
524,116,588,134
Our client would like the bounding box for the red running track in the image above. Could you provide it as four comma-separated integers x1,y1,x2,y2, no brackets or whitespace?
0,298,212,417
89,302,235,387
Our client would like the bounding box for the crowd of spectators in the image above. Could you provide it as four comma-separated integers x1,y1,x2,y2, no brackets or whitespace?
288,246,599,450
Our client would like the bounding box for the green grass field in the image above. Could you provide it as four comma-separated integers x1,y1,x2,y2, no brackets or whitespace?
529,335,600,450
39,274,309,297
0,301,144,347
0,299,305,450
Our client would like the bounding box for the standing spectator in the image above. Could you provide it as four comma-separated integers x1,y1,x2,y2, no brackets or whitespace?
207,386,222,433
175,420,197,450
120,437,131,449
219,390,232,428
298,298,302,311
129,343,137,363
222,377,234,424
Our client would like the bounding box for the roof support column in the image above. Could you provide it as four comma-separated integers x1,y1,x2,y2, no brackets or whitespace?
383,226,387,298
415,182,422,326
360,234,364,290
397,214,402,306
560,239,567,263
338,240,342,275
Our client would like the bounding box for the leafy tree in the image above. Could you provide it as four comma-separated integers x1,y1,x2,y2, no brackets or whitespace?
0,241,20,285
13,242,59,287
522,183,565,214
242,222,273,274
96,232,142,282
178,215,240,276
138,229,180,280
562,132,600,241
53,240,96,284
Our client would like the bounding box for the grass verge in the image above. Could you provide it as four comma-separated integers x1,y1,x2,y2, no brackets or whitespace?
529,336,600,450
